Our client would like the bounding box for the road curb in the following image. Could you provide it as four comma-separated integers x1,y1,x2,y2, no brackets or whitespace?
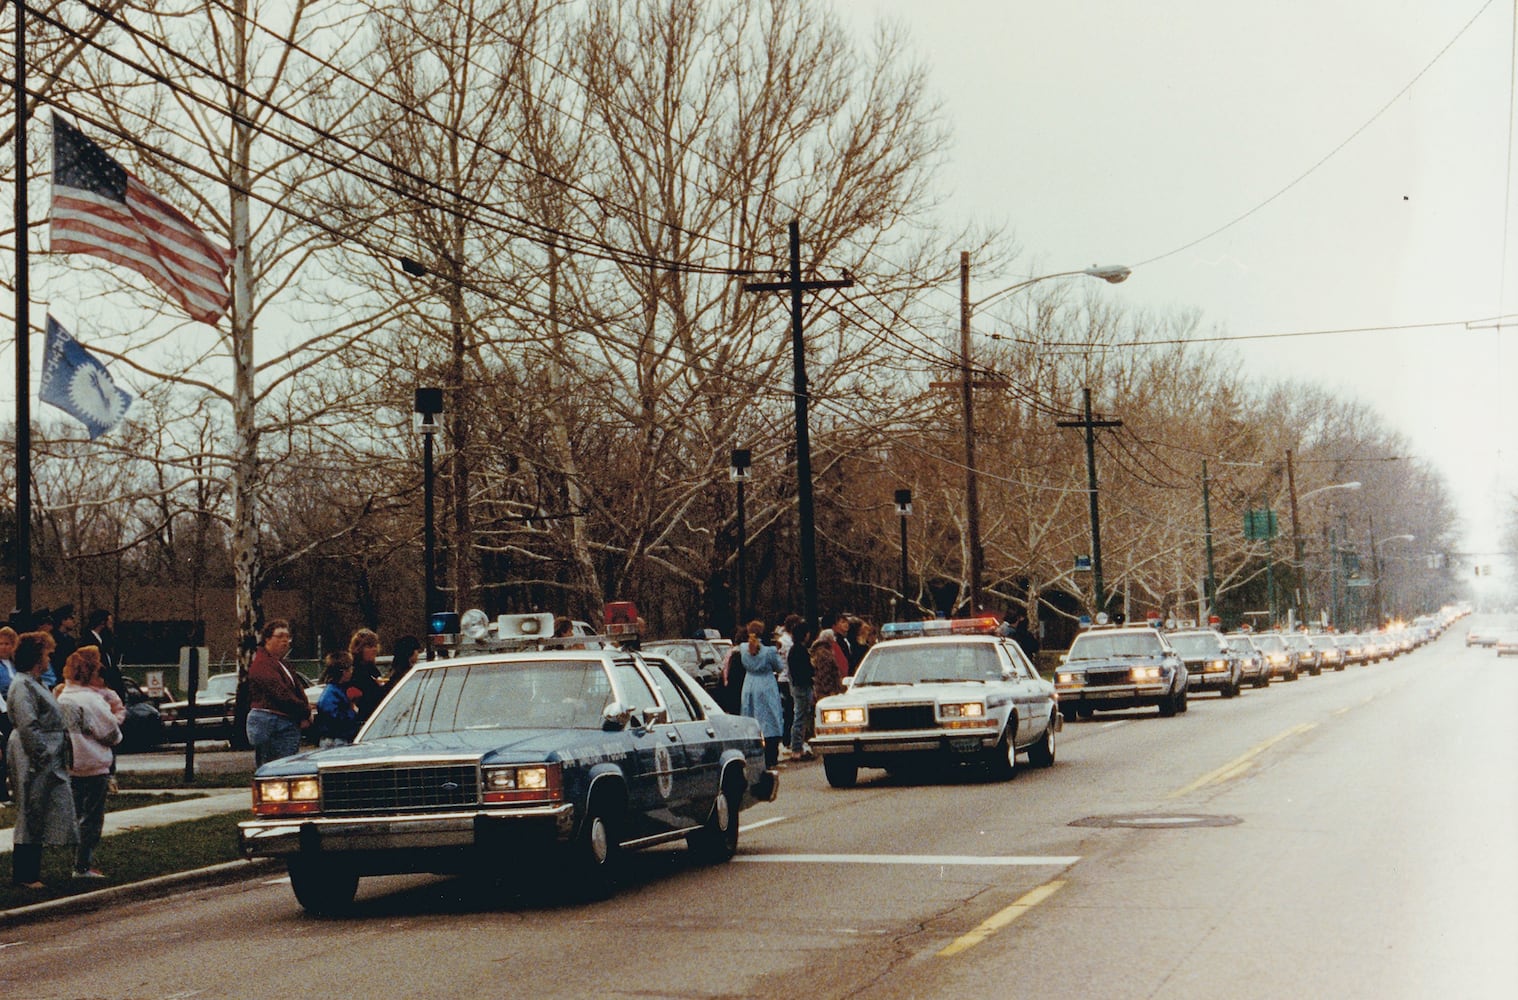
0,857,280,927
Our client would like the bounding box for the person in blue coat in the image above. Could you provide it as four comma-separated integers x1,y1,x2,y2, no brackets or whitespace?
737,620,784,767
313,652,360,747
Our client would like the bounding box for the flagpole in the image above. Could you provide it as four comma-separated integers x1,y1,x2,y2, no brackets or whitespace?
13,0,31,621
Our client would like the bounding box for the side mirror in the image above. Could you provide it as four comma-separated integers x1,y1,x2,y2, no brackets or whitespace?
601,702,633,731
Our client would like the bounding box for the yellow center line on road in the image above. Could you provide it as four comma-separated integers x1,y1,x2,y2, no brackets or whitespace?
937,879,1066,958
1167,722,1317,799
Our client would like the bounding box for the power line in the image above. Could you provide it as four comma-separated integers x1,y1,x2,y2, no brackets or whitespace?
1134,0,1499,269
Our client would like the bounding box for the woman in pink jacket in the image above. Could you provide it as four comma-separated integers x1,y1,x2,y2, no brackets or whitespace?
58,650,122,879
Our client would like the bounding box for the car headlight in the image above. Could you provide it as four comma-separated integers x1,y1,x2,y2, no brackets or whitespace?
820,706,866,725
252,776,321,816
1206,659,1227,672
939,702,985,719
1056,673,1077,684
482,763,563,804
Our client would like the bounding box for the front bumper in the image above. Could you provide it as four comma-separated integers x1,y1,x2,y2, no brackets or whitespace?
238,803,577,861
1186,669,1234,692
1055,681,1170,709
809,725,999,761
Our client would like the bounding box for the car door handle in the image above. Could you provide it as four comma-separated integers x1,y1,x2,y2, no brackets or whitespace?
706,727,716,737
666,730,679,741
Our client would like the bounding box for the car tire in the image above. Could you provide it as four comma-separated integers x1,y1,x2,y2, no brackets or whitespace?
1221,677,1238,698
1309,665,1322,676
1159,685,1180,717
1076,705,1095,719
1286,667,1299,682
985,727,1018,780
687,776,742,863
571,801,622,899
823,755,858,788
287,858,359,917
1027,715,1056,768
1061,705,1081,724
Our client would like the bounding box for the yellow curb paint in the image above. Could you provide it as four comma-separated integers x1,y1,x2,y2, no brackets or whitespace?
938,879,1066,957
1168,722,1317,798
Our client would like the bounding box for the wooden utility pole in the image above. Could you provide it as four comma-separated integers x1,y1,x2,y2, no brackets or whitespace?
1057,389,1122,614
1286,448,1305,626
744,222,852,627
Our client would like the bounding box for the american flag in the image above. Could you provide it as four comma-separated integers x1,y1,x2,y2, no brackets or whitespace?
49,115,233,325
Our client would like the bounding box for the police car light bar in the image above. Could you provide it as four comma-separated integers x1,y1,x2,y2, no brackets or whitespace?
880,616,1001,640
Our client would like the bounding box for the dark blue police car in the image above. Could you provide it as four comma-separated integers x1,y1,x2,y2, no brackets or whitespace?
238,615,777,914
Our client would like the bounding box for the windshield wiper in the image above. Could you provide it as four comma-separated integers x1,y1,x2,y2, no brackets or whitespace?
917,677,983,684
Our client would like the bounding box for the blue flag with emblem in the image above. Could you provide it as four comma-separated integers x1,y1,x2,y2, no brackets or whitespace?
39,315,134,439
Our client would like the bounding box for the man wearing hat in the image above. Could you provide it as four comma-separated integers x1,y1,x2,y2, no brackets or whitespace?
51,605,79,680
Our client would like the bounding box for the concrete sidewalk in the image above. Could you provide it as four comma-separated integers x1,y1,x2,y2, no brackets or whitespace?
1,789,251,855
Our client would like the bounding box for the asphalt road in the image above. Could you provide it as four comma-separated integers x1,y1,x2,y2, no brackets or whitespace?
2,620,1514,1000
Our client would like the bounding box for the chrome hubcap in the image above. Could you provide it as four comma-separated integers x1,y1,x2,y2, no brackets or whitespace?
589,817,609,864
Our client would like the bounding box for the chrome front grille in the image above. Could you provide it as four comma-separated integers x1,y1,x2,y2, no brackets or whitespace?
320,763,479,815
1082,669,1133,686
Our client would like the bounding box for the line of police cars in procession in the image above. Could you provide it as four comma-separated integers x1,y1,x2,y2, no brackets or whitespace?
237,602,1464,915
1052,612,1458,720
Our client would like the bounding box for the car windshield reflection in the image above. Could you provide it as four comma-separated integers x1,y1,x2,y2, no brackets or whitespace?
364,659,614,738
854,644,1002,685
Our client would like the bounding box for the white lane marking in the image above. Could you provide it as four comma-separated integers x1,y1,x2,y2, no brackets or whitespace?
739,816,787,832
735,854,1080,866
264,877,291,885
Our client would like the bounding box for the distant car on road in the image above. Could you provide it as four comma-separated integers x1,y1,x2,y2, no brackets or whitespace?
1056,625,1188,719
1168,629,1243,698
1224,632,1271,688
1467,628,1498,648
810,617,1059,787
1283,633,1322,676
1249,632,1299,682
1495,632,1518,657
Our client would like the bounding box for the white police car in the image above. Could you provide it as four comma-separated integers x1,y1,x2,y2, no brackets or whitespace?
809,617,1059,788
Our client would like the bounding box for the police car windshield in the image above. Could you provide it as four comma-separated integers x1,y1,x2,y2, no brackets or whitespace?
1068,631,1164,660
855,644,1002,685
1168,634,1224,656
363,659,613,738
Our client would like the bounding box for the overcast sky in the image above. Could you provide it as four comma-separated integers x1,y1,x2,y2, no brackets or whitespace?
842,0,1515,561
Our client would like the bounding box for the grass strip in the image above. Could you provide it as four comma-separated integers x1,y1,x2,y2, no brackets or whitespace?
113,769,253,791
1,812,248,910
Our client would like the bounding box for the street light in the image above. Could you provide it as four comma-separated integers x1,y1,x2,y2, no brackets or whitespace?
1293,480,1360,627
415,387,443,659
1371,533,1415,627
730,449,752,623
894,489,913,619
957,257,1131,612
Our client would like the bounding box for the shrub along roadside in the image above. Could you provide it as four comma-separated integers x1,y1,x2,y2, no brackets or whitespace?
0,812,249,912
